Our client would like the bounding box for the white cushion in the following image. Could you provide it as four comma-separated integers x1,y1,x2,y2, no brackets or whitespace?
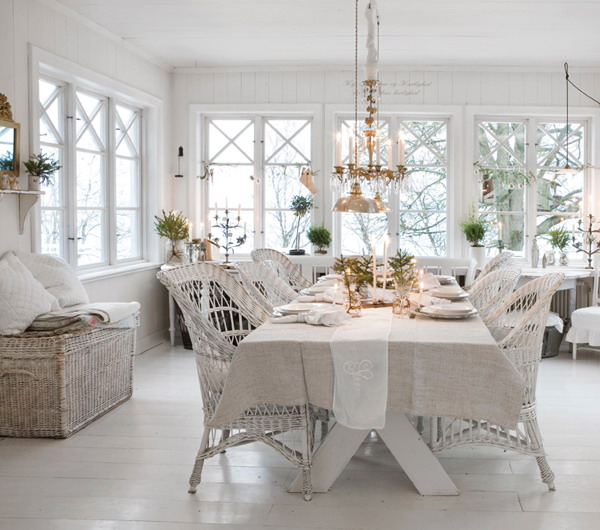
0,252,60,335
566,306,600,346
16,252,89,308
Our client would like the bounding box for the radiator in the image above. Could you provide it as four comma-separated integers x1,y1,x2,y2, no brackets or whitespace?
550,283,590,320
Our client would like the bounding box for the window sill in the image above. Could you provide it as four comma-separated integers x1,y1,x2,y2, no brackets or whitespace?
79,261,162,283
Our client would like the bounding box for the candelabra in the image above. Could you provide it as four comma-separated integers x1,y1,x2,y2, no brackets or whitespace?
573,214,600,269
208,209,247,264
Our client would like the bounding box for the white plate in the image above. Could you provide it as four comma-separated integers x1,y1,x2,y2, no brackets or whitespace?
433,275,456,285
306,285,330,294
420,306,478,319
428,302,474,315
429,287,468,299
275,302,331,315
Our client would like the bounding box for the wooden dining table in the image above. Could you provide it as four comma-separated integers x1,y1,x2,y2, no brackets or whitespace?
210,306,525,496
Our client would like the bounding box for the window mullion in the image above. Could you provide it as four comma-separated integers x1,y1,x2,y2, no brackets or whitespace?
66,84,78,266
108,98,117,265
526,119,538,258
255,116,264,248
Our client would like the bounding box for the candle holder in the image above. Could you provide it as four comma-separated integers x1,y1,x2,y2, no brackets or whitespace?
573,214,600,269
208,209,247,264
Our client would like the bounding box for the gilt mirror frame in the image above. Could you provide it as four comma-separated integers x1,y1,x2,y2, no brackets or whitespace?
0,93,21,179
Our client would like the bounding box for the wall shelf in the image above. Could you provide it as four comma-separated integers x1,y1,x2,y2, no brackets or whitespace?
0,190,44,235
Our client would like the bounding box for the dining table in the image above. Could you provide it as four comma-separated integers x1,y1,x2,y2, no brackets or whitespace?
210,289,526,497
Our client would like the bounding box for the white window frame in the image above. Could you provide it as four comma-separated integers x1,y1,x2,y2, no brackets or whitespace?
466,105,600,263
325,104,463,257
30,46,163,275
190,105,322,254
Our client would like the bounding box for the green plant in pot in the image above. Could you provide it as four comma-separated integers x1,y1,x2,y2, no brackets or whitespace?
544,227,571,266
23,152,61,191
154,209,189,264
306,225,331,254
460,208,488,268
289,195,313,255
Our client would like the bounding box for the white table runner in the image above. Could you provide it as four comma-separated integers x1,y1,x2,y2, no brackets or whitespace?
331,310,393,429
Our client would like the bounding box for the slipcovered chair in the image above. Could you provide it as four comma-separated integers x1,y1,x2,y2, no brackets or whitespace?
468,267,521,321
430,273,564,491
235,261,297,313
251,248,312,291
157,263,315,500
566,266,600,360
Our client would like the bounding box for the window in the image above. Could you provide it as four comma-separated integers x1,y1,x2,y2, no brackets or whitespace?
337,117,449,256
38,77,143,269
476,118,585,257
204,116,312,253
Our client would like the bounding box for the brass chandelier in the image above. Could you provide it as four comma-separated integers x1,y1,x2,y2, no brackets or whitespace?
332,0,407,214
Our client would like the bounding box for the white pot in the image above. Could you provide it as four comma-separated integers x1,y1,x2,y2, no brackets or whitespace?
28,175,41,191
469,245,487,270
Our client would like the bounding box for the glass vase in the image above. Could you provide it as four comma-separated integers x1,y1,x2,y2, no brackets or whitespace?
559,251,569,266
343,286,362,318
165,240,186,265
392,281,413,318
544,250,556,267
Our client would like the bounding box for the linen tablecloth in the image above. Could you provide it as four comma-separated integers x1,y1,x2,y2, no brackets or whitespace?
210,308,525,429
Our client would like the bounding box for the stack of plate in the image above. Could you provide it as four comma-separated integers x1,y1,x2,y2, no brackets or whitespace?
274,302,331,315
433,275,456,285
304,284,331,294
429,285,468,300
420,303,477,320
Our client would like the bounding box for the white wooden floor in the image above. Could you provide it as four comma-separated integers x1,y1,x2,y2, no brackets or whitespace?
2,343,600,529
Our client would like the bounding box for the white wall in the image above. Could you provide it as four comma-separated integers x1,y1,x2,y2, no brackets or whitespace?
0,0,173,350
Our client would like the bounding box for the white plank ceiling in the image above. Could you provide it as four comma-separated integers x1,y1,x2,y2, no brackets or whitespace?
55,0,600,69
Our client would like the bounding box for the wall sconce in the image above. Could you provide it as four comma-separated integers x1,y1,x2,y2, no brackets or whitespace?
175,146,184,178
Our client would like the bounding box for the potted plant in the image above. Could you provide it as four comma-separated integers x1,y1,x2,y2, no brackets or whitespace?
544,227,570,266
460,208,488,268
307,225,331,254
289,195,313,255
154,210,189,264
23,152,61,191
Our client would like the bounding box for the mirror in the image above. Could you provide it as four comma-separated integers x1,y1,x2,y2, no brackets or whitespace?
0,94,20,178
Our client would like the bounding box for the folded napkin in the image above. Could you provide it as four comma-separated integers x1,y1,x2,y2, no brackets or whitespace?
272,308,351,326
316,279,339,287
409,292,453,307
421,273,442,290
296,287,344,304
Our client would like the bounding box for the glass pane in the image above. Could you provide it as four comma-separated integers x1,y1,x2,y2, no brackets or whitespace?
480,213,525,256
537,122,585,168
208,209,253,256
340,120,390,166
76,92,106,151
264,165,306,209
116,157,139,208
77,151,105,207
77,209,105,266
116,106,139,158
478,169,526,212
208,120,254,163
41,210,64,258
478,121,526,167
400,169,446,211
341,212,388,255
265,120,311,164
264,210,310,252
536,169,583,213
401,120,446,166
209,165,254,209
399,212,446,256
117,210,140,260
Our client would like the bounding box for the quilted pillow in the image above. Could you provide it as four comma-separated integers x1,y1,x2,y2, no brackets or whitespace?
16,251,89,308
0,252,60,335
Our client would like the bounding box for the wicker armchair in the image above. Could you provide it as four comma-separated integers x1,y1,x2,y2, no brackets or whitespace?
468,267,521,321
430,273,564,491
157,263,315,500
235,261,297,313
478,251,514,280
251,248,312,291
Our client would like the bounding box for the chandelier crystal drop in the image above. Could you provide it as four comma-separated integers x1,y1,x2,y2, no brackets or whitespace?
332,0,407,214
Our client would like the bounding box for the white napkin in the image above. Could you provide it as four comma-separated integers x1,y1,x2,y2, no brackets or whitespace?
409,292,453,307
316,279,339,287
331,309,393,430
272,308,352,326
297,287,344,304
421,273,442,290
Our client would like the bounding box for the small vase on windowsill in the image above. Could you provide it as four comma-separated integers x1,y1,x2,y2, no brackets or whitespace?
165,239,186,265
559,251,569,266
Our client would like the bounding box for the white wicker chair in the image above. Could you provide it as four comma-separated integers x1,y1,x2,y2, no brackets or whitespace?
430,273,565,491
157,263,315,500
477,251,514,280
235,261,297,313
566,266,600,359
468,267,521,321
251,248,312,291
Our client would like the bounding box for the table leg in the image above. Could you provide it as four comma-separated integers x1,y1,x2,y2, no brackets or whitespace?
288,422,369,493
168,294,176,346
289,412,458,496
377,413,459,495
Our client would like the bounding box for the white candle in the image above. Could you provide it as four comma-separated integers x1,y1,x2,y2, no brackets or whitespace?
238,204,241,219
398,134,405,166
336,132,342,166
243,222,247,235
372,241,377,299
376,137,381,165
419,281,424,307
214,202,218,217
349,135,355,165
188,222,192,242
498,221,503,241
382,235,390,301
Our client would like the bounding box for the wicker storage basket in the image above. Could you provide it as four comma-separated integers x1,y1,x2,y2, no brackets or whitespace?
0,326,135,438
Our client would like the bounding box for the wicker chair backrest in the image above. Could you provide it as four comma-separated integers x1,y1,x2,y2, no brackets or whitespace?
235,261,297,312
250,248,312,290
478,251,514,280
468,266,521,320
